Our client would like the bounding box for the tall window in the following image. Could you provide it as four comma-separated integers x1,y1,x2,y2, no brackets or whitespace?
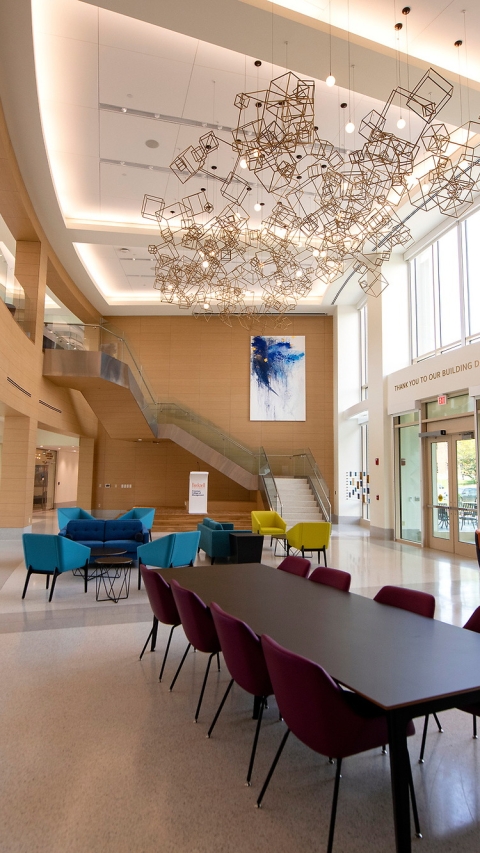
359,303,368,399
411,226,463,360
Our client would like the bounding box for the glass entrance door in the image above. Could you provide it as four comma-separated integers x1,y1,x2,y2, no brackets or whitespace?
427,434,477,557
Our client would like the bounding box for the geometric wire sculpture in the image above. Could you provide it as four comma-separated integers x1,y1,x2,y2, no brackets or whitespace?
143,66,480,327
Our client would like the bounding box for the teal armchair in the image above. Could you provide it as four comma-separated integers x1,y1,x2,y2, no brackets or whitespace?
117,508,155,540
57,507,94,532
137,535,175,569
22,534,91,602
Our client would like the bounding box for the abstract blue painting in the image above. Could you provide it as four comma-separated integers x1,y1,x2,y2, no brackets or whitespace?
250,335,306,421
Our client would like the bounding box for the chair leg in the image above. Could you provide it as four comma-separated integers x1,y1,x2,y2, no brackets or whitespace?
84,562,88,593
419,715,429,763
216,652,221,672
407,750,422,838
256,728,291,808
151,616,159,652
169,642,191,691
22,569,33,600
473,715,478,739
246,696,266,786
211,557,215,565
46,574,50,590
323,546,327,567
433,712,443,733
159,624,176,682
207,678,234,738
301,546,305,558
194,652,215,722
139,624,154,661
327,757,343,853
48,569,59,602
138,564,142,591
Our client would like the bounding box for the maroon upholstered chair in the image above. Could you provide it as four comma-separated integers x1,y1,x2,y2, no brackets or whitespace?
208,602,273,785
374,585,435,618
373,585,441,763
458,606,480,737
422,605,480,753
309,566,351,592
139,566,181,682
258,635,420,851
170,579,221,722
277,556,311,578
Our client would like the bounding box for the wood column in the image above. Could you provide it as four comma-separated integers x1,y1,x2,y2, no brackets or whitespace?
0,414,37,534
14,240,47,343
77,436,95,510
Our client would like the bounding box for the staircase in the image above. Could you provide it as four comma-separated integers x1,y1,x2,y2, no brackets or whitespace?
275,477,326,527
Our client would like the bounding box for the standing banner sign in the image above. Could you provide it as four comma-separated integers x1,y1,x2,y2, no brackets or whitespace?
188,471,209,514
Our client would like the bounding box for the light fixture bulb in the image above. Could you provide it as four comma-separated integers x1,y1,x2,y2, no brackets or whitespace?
202,260,209,268
240,158,247,169
397,117,406,129
320,250,327,258
254,202,262,212
326,74,335,87
203,303,210,309
312,248,319,257
296,270,302,278
345,121,355,134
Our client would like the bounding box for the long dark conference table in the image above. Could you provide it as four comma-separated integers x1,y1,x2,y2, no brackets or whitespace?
157,563,480,853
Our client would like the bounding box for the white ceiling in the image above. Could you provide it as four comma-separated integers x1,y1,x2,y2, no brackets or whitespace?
2,0,479,314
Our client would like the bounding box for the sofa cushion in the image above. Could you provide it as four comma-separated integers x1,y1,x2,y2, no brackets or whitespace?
66,520,105,541
104,520,143,542
75,539,104,550
105,539,139,554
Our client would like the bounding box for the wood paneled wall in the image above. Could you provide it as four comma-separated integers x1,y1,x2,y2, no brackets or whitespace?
96,315,333,509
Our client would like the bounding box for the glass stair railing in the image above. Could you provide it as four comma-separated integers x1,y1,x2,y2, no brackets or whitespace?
43,323,330,506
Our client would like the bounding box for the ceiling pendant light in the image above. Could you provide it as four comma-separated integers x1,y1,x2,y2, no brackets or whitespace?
254,202,262,212
397,117,406,129
326,1,335,87
345,121,355,133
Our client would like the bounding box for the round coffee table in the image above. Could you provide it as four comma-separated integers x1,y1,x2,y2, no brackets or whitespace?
94,555,132,602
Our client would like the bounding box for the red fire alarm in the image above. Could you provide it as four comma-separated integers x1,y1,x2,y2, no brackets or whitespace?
375,458,379,465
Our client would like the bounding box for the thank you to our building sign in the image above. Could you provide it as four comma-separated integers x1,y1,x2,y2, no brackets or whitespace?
394,360,480,393
387,343,480,416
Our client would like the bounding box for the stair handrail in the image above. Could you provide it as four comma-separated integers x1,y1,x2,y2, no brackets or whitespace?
293,449,331,522
259,448,283,516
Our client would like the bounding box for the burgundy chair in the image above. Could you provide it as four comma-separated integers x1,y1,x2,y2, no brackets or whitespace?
421,605,480,754
208,602,273,785
258,635,420,851
373,585,442,762
170,579,221,722
475,530,480,569
277,556,311,578
309,567,351,592
139,565,181,682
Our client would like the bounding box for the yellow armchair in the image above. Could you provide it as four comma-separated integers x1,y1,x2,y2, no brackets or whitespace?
251,511,287,542
286,522,331,566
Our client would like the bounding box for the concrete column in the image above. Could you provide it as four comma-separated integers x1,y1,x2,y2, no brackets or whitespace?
77,436,95,510
333,305,362,523
366,256,410,539
0,414,37,536
14,241,47,343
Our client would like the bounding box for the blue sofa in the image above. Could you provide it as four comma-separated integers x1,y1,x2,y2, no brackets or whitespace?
59,519,149,559
197,517,251,564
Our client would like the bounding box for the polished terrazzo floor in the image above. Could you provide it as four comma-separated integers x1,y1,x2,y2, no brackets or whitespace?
1,513,480,852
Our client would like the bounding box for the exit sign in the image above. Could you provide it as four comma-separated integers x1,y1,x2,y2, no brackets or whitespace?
438,395,447,406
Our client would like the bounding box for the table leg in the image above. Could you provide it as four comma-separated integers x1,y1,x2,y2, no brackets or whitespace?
387,710,412,853
252,695,261,720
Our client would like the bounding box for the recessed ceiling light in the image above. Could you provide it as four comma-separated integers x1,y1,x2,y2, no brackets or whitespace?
145,139,159,148
121,107,127,113
154,114,160,119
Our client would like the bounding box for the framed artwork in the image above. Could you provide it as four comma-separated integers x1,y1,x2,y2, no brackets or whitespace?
250,335,306,421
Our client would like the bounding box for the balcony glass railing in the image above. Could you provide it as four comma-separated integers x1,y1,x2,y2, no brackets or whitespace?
0,258,28,334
